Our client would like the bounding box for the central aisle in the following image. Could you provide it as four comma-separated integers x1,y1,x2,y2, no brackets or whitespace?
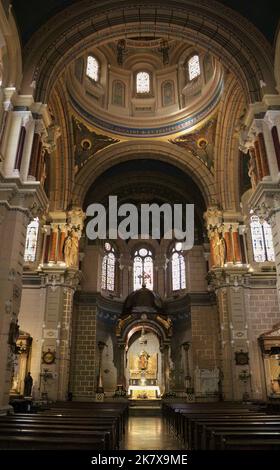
122,416,182,450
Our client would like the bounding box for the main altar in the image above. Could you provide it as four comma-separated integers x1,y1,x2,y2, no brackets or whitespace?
128,350,160,399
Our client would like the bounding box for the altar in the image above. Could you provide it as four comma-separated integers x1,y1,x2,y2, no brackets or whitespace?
128,385,161,400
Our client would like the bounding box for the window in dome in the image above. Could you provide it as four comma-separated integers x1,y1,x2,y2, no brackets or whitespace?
136,71,150,94
188,54,200,81
133,248,153,290
86,55,99,81
101,243,116,291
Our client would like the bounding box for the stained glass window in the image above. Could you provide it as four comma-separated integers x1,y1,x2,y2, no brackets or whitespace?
136,72,150,94
250,216,275,262
86,55,99,81
263,221,275,262
133,248,153,290
101,243,116,291
172,242,186,291
24,218,39,262
188,55,200,81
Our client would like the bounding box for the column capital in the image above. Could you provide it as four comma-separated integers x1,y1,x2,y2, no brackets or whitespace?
249,181,280,222
2,87,16,111
204,206,223,228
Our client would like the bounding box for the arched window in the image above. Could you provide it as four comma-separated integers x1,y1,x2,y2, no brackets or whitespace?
86,55,99,81
136,71,150,94
101,243,116,291
24,218,39,262
133,248,153,291
171,242,186,291
188,54,200,81
250,215,275,262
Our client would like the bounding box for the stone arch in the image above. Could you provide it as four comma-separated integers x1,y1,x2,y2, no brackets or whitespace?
21,0,275,105
72,140,217,208
120,319,169,346
0,3,22,89
275,23,280,93
214,74,246,210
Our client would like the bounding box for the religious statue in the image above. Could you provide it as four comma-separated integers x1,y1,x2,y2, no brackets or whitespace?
138,351,150,370
210,227,226,267
24,372,33,396
64,229,79,268
248,149,258,190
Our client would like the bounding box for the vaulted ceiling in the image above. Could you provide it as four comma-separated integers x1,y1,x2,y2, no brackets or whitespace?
12,0,280,45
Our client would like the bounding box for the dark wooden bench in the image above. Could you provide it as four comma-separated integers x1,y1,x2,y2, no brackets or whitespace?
0,402,129,450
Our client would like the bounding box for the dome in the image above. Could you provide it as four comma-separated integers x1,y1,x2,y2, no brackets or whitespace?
68,38,222,139
122,286,164,316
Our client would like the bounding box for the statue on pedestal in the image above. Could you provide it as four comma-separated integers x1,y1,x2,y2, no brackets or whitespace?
210,227,226,267
138,351,150,370
64,229,79,268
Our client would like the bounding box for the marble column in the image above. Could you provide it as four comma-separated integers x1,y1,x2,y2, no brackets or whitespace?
2,111,24,176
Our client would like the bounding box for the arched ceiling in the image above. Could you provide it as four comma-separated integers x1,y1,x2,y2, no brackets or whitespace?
12,0,279,45
83,159,206,242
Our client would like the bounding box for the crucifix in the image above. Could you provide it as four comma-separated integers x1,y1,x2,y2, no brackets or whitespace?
138,271,151,288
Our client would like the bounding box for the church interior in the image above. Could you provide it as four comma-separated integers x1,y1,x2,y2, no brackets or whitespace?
0,0,280,454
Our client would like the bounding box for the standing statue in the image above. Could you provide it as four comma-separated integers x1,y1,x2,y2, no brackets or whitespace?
24,372,33,397
138,351,150,370
211,227,226,267
64,229,79,268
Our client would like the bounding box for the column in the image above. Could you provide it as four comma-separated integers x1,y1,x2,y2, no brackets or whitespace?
263,110,280,175
231,224,242,263
117,344,126,390
14,125,26,171
28,119,44,180
2,111,23,176
182,342,193,392
96,341,107,393
0,87,16,157
48,226,58,263
155,254,167,297
258,132,270,178
57,225,67,263
20,117,35,180
223,225,233,264
254,139,263,180
271,125,280,170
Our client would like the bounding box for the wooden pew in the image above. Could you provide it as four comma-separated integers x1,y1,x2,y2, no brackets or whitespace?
0,402,129,450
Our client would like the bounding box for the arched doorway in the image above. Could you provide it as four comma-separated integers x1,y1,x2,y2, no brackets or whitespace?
116,286,172,399
126,326,162,399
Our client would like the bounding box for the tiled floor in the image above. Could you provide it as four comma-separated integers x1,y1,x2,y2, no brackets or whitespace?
122,416,182,450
